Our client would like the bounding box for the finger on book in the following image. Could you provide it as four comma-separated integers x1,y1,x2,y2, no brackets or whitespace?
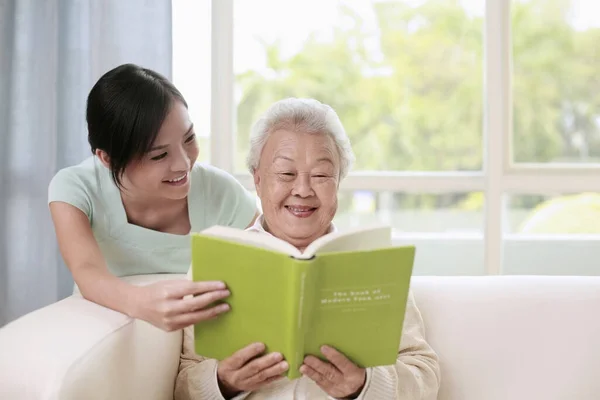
239,352,284,381
303,355,341,382
300,364,327,385
175,303,230,327
181,290,230,313
168,280,227,298
321,345,355,373
248,360,289,386
228,343,266,370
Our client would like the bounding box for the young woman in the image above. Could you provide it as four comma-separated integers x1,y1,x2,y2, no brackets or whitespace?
48,63,258,332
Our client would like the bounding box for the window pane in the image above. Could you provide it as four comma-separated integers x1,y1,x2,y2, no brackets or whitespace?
172,0,211,163
504,193,600,275
337,191,485,275
334,190,484,234
234,0,484,173
512,0,600,164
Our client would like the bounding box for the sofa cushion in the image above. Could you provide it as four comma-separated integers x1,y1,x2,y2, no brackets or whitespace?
412,276,600,400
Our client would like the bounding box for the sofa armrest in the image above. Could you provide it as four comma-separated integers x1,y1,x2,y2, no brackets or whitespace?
0,293,182,400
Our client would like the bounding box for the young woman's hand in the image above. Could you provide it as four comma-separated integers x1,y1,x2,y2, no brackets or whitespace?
132,279,231,331
217,343,288,398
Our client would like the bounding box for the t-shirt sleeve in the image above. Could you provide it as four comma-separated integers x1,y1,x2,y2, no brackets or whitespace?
203,166,257,229
48,167,93,220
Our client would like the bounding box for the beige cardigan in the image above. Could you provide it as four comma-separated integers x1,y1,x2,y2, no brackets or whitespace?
175,220,441,399
175,289,440,400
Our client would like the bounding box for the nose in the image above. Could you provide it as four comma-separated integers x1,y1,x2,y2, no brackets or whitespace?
171,145,190,172
291,173,314,198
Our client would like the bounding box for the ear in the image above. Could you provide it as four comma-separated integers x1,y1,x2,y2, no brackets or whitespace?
253,168,262,197
95,149,111,169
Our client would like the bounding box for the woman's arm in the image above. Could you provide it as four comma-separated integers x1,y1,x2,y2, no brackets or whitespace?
356,291,441,400
50,202,231,331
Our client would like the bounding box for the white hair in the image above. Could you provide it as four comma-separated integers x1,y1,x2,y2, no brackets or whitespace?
246,98,355,179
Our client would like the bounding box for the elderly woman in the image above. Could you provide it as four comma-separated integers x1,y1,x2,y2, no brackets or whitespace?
175,98,441,400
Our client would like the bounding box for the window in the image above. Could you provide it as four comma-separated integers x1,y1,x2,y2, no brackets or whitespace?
172,0,600,276
172,0,211,163
512,0,600,164
233,0,484,173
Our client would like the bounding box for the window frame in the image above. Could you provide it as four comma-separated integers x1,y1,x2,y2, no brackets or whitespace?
207,0,600,275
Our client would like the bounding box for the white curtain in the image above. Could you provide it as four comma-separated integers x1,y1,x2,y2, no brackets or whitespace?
0,0,173,326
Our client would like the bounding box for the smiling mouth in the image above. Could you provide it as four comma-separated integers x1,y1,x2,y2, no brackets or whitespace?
285,205,317,218
163,173,188,185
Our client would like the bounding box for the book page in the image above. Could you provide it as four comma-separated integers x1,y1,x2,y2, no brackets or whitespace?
200,225,301,257
302,224,392,258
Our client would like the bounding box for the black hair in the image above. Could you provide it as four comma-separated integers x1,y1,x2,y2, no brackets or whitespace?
86,63,188,187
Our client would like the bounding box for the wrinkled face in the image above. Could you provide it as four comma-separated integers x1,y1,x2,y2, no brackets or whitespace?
118,101,199,201
253,129,340,250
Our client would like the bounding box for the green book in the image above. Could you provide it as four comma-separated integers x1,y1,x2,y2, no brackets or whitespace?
191,224,415,380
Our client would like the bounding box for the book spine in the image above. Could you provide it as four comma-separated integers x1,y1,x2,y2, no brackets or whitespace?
285,259,310,380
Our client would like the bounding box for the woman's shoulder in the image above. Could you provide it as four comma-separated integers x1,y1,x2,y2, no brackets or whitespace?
48,155,106,217
49,156,107,194
51,155,98,181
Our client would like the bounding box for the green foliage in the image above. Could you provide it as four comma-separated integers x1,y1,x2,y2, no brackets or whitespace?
512,0,600,163
235,1,482,171
518,193,600,233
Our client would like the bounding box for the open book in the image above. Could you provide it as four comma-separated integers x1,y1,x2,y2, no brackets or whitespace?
191,224,415,380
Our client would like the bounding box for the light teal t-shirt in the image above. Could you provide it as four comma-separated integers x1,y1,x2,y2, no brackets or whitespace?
48,156,257,277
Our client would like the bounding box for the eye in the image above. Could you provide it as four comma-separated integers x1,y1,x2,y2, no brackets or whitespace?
185,133,196,143
312,172,333,179
277,172,296,181
151,152,167,161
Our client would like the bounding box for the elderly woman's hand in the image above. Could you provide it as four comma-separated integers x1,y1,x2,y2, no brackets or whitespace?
217,342,289,399
300,345,366,399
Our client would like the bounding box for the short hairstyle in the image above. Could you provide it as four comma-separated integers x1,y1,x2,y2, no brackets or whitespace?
86,63,187,187
246,98,355,179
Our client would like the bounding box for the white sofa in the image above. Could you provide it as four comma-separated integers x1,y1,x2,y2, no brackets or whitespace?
1,274,600,400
